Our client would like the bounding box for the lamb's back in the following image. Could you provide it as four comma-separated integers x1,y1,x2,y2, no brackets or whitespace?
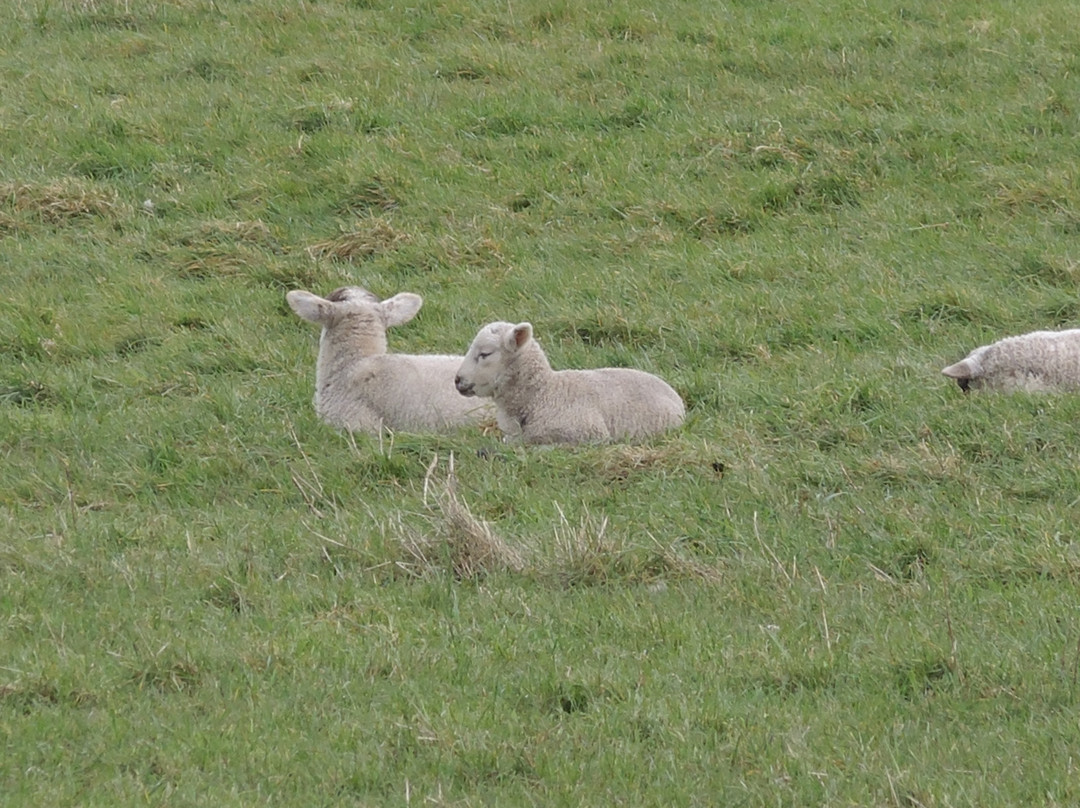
325,354,490,431
980,330,1080,391
525,366,684,442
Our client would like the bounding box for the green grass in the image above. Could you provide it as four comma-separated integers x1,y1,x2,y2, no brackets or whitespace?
3,0,1080,803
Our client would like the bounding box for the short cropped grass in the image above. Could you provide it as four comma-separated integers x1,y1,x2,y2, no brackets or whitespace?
2,0,1080,804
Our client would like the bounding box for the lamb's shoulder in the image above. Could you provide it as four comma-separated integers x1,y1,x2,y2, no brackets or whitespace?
495,407,525,441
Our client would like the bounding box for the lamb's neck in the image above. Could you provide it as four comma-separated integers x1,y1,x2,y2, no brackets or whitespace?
497,342,553,423
315,325,385,396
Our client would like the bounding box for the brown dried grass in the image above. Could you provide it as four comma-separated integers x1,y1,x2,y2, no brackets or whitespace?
0,179,124,224
588,441,725,484
306,218,409,262
398,454,527,579
436,233,506,270
548,503,722,587
193,219,279,248
175,247,260,279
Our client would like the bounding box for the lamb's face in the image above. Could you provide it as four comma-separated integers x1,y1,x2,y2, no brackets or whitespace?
455,322,514,398
941,345,988,392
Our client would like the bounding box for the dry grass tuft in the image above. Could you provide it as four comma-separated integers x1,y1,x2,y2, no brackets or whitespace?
588,441,723,484
195,219,280,249
336,179,399,215
383,455,721,586
0,210,18,235
476,413,503,438
398,454,527,579
547,503,722,587
590,444,682,481
641,540,724,585
436,233,507,270
163,219,280,279
550,504,621,586
306,217,409,262
992,177,1073,214
175,247,261,279
0,179,124,224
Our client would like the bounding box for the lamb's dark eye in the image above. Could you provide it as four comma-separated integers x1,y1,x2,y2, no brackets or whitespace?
477,351,492,359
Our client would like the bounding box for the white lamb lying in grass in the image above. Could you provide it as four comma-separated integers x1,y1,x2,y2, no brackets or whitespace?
942,328,1080,392
287,286,493,433
454,321,685,445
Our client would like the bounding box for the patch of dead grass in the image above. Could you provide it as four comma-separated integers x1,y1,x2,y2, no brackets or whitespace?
436,233,507,270
0,179,125,224
174,246,262,279
588,441,725,484
158,218,282,279
993,177,1074,215
306,217,409,262
548,503,722,587
192,219,280,249
398,454,527,579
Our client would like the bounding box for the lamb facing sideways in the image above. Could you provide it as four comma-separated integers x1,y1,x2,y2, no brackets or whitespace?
454,321,685,445
942,328,1080,392
287,287,493,433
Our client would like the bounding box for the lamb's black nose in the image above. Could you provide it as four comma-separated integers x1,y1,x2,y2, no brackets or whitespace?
455,376,474,396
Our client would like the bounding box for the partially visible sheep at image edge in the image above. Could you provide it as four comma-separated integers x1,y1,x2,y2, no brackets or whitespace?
455,320,685,445
942,328,1080,392
287,287,494,433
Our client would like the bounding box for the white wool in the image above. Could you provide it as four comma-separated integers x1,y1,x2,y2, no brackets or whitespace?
455,321,685,445
287,287,493,433
942,328,1080,392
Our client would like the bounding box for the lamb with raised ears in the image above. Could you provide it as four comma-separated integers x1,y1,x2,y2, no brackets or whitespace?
454,321,685,445
287,286,493,433
942,328,1080,392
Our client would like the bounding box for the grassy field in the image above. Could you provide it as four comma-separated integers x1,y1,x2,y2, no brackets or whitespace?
2,0,1080,803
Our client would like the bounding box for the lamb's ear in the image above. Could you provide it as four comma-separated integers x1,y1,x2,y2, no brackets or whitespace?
286,290,331,324
380,293,423,327
509,322,533,350
942,358,978,380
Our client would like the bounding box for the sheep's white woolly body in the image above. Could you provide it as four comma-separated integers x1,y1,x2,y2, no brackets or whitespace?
287,287,493,433
942,328,1080,392
455,321,685,445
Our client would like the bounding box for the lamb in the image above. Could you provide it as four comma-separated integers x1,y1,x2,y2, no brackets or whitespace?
941,328,1080,392
454,321,685,445
287,286,493,433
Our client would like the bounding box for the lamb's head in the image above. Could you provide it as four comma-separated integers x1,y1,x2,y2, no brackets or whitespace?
941,347,987,392
455,321,533,398
286,286,423,357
